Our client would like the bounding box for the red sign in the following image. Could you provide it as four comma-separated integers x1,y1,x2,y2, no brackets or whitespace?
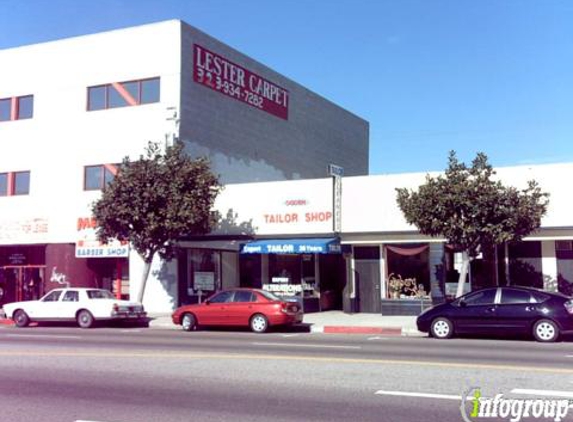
193,44,289,120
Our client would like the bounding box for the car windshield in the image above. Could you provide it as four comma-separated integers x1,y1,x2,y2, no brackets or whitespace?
86,290,115,299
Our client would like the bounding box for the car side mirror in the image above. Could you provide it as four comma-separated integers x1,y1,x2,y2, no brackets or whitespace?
459,300,467,308
204,300,210,306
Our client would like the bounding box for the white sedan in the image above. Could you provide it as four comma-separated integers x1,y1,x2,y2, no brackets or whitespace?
3,288,147,328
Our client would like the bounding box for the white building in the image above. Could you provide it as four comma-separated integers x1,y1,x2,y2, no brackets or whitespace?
0,20,368,312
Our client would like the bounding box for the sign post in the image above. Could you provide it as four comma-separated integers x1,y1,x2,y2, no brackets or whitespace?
328,164,343,234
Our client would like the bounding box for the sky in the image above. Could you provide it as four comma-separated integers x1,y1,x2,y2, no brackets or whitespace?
1,0,572,175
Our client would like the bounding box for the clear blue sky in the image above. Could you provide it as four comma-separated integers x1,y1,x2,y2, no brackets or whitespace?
1,0,572,175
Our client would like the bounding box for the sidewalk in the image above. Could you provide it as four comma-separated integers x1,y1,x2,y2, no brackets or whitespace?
147,310,424,336
0,310,425,336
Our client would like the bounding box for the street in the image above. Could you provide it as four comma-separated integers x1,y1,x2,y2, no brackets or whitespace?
0,325,572,422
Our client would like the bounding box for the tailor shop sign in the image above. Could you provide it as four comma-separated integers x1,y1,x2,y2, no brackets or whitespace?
253,197,334,235
75,217,129,258
194,44,289,120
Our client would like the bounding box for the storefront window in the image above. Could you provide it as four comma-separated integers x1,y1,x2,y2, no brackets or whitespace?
508,241,543,288
385,244,430,299
187,249,221,300
264,254,317,299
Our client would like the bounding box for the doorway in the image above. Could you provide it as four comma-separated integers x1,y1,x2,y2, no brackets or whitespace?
0,266,46,305
354,246,381,313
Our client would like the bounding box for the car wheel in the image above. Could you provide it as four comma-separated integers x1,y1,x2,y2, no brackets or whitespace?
250,314,269,333
13,310,30,328
77,310,95,329
533,319,559,342
430,317,453,339
181,313,197,332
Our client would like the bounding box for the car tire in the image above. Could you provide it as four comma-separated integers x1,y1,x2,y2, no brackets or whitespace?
13,309,30,328
181,313,197,332
250,314,269,333
77,310,95,329
533,319,560,342
430,317,454,339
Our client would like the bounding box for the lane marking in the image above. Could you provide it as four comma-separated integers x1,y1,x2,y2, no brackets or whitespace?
280,334,299,338
375,390,462,400
511,389,573,399
0,350,572,374
4,334,82,339
367,336,389,341
566,355,573,358
252,342,361,350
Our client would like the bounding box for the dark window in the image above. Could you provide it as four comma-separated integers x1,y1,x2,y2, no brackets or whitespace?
233,291,255,303
462,289,497,306
13,171,30,195
0,173,7,196
17,95,33,119
500,289,534,304
87,77,160,111
108,84,130,108
354,246,380,260
88,86,106,110
42,290,62,302
84,165,116,190
141,78,160,104
63,291,79,302
208,291,234,304
0,98,11,121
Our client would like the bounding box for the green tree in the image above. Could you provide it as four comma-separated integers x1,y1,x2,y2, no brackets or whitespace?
396,151,549,297
92,141,221,303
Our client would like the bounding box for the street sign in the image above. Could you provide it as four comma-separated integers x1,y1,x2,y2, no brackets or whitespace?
328,164,344,177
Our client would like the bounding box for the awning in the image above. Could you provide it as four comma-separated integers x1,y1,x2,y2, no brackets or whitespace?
240,238,341,254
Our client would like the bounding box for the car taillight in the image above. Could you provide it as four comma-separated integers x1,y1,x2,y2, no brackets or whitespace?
565,300,573,315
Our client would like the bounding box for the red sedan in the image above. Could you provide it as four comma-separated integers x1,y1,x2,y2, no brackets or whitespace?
171,288,304,333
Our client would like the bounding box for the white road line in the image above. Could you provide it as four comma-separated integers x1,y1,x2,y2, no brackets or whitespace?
511,389,573,399
566,355,573,358
280,334,299,338
375,390,463,400
4,334,82,339
252,342,361,350
367,336,389,341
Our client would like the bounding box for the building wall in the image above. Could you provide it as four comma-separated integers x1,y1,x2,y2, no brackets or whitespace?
179,22,369,183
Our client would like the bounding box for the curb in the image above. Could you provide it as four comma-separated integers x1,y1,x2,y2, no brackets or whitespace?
311,325,425,336
0,318,14,326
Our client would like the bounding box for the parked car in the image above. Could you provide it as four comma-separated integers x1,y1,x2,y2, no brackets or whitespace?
3,288,147,328
417,286,573,342
172,288,303,333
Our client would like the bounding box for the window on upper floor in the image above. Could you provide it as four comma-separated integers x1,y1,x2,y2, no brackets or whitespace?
0,95,34,122
84,164,118,190
0,171,31,196
87,77,160,111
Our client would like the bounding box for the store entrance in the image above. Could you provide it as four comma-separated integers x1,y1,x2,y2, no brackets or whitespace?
0,266,46,306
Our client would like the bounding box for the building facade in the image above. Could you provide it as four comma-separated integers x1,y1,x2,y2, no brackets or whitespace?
0,20,369,311
178,163,573,315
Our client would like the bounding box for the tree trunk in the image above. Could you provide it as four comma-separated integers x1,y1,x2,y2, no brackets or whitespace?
137,257,153,304
456,250,470,298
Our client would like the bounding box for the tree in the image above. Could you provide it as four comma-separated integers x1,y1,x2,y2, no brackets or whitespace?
92,141,221,303
395,151,549,298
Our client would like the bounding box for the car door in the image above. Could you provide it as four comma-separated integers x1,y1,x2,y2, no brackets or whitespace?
226,290,257,326
28,289,64,319
199,291,234,325
453,288,500,334
493,288,539,333
58,290,80,320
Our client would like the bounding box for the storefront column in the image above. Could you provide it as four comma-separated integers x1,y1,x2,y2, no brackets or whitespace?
261,254,269,285
541,240,558,291
379,245,386,300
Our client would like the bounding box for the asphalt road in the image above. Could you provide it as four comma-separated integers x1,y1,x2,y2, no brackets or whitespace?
1,325,572,422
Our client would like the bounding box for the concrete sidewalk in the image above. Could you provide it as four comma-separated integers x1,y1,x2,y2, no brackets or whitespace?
148,310,424,336
0,310,425,336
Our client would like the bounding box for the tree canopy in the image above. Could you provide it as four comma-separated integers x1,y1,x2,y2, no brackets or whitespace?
92,141,221,301
395,151,549,296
